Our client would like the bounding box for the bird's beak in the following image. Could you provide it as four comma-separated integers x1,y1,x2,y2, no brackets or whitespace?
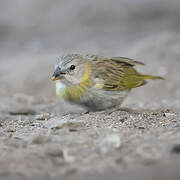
51,67,65,81
51,71,61,81
51,67,60,81
51,76,59,81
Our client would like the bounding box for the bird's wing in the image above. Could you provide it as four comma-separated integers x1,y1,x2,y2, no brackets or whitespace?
94,57,146,91
111,57,145,66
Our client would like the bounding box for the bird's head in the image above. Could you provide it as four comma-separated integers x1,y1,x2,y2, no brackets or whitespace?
52,54,92,86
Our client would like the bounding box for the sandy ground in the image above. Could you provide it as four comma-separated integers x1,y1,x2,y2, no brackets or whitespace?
0,0,180,179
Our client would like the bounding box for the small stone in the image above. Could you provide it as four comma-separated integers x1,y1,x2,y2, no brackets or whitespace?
35,113,52,120
69,128,78,132
32,135,50,144
51,121,85,131
45,146,74,163
31,122,40,127
46,147,64,157
138,126,145,129
164,113,174,117
115,157,123,165
6,126,16,132
119,117,127,123
63,150,75,163
172,144,180,154
98,133,121,154
46,146,74,163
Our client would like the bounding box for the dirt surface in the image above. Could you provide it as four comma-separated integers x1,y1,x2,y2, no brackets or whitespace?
0,0,180,180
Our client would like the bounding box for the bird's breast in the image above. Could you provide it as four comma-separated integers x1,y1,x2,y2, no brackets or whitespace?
56,79,92,101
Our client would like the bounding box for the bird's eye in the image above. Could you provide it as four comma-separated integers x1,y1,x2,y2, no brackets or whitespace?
70,65,75,70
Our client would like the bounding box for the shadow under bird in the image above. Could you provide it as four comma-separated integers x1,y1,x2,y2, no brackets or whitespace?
52,54,163,112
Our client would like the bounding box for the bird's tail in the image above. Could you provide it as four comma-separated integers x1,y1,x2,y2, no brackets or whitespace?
140,75,164,80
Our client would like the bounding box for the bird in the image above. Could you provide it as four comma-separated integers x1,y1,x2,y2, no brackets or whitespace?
51,54,163,112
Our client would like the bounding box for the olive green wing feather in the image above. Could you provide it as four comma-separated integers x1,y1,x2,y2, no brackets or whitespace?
111,57,145,66
94,57,148,91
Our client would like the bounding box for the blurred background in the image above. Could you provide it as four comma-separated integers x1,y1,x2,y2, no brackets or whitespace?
0,0,180,111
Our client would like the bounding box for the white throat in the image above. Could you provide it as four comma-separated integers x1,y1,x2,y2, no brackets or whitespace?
56,80,66,93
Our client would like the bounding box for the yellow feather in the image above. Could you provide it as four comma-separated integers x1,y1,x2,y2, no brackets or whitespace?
63,61,92,101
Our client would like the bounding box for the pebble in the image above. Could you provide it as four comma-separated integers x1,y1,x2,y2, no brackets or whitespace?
6,126,16,132
32,135,50,144
46,147,64,157
172,144,180,154
35,113,52,120
51,121,85,131
164,113,174,117
98,133,121,154
45,146,74,163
